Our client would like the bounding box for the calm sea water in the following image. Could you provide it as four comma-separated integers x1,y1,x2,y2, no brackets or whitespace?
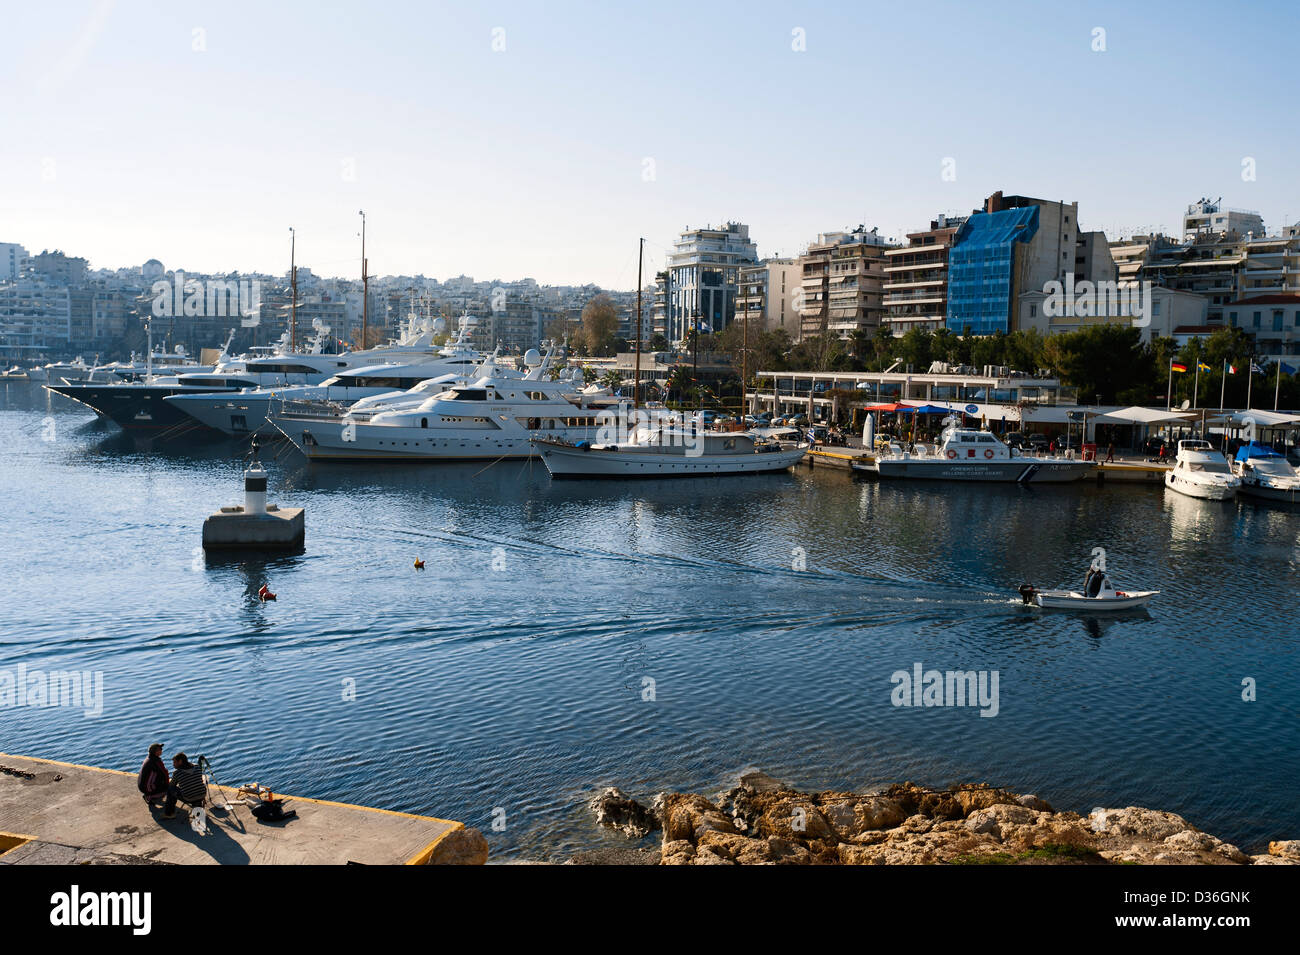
3,381,1298,859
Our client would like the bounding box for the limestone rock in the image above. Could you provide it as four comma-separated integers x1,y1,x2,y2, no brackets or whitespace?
427,826,489,865
1269,840,1300,861
588,787,660,839
1089,807,1190,841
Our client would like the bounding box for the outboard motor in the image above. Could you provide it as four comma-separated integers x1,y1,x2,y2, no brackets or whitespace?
1018,583,1036,605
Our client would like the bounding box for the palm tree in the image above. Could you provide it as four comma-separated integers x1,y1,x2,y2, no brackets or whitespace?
666,365,691,405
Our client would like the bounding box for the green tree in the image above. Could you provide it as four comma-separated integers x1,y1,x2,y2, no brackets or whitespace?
581,294,620,356
894,327,934,370
1042,324,1149,403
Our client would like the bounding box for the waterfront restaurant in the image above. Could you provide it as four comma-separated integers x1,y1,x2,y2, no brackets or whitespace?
750,367,1075,427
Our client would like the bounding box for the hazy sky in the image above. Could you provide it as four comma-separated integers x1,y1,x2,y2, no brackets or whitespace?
4,0,1297,289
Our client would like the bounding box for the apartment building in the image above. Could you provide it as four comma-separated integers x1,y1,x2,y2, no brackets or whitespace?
1182,197,1264,243
797,227,894,341
882,215,964,335
735,258,800,337
0,243,27,281
947,192,1080,336
661,222,758,341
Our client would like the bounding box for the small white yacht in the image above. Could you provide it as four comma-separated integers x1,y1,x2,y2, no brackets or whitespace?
1232,441,1300,503
1164,439,1240,500
858,426,1095,483
535,418,808,478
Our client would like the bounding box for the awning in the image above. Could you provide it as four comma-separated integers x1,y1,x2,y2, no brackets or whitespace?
862,402,908,412
1207,409,1300,427
1094,406,1195,425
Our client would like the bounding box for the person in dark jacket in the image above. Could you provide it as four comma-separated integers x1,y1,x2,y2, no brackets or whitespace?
137,743,169,806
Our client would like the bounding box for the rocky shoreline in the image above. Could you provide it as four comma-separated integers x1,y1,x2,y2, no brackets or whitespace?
580,773,1300,866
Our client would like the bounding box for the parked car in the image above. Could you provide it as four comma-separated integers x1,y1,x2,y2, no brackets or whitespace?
1004,431,1029,450
1027,433,1050,450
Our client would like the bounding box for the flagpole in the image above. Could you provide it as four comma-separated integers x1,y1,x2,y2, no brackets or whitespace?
1166,356,1173,411
1193,362,1201,410
1245,361,1253,411
1276,361,1282,412
1219,359,1226,411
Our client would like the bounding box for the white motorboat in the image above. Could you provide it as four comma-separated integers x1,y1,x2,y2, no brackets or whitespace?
1164,439,1240,500
1232,441,1300,503
858,426,1095,483
535,418,808,478
1019,567,1158,611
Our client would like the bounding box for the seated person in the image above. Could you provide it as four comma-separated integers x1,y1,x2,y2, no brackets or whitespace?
163,753,208,819
137,743,169,806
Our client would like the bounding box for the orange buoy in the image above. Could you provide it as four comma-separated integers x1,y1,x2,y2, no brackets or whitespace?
414,559,425,570
257,584,277,602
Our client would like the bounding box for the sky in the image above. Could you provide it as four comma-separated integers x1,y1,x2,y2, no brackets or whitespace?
3,0,1297,290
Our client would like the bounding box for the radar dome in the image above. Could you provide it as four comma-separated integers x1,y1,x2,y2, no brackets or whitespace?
524,348,543,367
432,316,447,334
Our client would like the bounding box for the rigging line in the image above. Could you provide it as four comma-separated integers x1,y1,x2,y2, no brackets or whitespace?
471,450,515,478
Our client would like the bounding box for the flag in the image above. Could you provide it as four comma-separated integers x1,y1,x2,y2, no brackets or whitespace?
1282,362,1298,376
1227,364,1237,375
1170,361,1187,373
1197,361,1211,372
1251,362,1265,373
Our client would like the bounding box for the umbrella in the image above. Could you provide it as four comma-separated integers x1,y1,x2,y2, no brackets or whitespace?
863,402,906,412
907,403,965,415
863,412,875,448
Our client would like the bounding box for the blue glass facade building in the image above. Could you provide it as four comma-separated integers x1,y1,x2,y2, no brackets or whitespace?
945,205,1040,336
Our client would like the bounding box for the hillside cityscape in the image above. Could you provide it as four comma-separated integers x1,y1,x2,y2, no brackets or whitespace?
5,191,1299,409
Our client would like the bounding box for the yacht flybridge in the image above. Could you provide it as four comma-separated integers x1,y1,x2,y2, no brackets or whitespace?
855,426,1095,483
1164,439,1240,500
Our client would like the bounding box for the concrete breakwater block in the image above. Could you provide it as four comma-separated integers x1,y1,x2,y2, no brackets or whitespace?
202,505,305,550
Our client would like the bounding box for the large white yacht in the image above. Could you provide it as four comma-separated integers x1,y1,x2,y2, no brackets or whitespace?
855,426,1095,483
278,345,616,461
1231,441,1300,503
1164,439,1240,500
161,316,501,436
47,315,486,436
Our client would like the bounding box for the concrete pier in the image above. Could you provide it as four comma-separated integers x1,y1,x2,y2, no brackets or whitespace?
0,753,482,865
804,447,873,470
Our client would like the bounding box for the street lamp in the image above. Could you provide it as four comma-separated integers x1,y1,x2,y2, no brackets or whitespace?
692,309,700,412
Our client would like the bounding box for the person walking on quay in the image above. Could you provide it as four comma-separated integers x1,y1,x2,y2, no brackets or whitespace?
137,742,169,806
1105,442,1115,463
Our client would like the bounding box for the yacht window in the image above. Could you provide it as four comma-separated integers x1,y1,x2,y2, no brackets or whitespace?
421,418,428,428
1187,462,1230,474
451,389,487,401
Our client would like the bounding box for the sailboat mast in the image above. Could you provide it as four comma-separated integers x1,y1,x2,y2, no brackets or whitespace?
289,227,298,352
635,237,643,411
360,210,368,350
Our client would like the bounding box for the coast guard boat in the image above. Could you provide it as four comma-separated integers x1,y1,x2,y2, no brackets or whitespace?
861,426,1095,483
